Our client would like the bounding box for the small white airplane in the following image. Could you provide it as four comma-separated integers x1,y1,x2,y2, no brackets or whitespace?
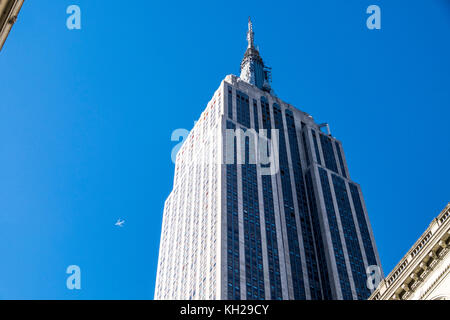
115,219,125,227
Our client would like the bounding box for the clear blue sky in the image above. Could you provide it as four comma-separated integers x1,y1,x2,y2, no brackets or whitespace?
0,0,449,299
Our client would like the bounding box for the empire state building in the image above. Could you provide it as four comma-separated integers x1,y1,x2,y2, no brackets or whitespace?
155,19,382,300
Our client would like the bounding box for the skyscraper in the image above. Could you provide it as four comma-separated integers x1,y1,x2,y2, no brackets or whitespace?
155,19,382,300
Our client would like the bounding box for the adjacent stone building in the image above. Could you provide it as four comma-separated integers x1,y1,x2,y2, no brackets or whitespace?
369,203,450,300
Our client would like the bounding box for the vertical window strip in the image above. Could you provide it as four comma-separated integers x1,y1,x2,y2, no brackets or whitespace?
260,96,282,299
318,168,352,299
242,132,265,299
286,110,322,299
305,170,332,299
335,142,347,179
312,130,322,166
226,120,240,299
331,175,369,300
227,87,233,120
253,99,259,132
301,130,311,167
319,135,338,173
273,103,305,300
349,184,377,267
236,90,250,128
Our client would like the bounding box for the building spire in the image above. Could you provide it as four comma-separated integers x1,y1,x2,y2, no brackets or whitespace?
240,18,272,92
247,17,254,49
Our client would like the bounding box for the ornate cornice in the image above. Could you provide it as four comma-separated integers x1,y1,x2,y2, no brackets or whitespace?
369,203,450,300
418,259,450,299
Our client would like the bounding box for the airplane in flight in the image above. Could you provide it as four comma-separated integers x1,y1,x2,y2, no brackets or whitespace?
115,219,125,227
